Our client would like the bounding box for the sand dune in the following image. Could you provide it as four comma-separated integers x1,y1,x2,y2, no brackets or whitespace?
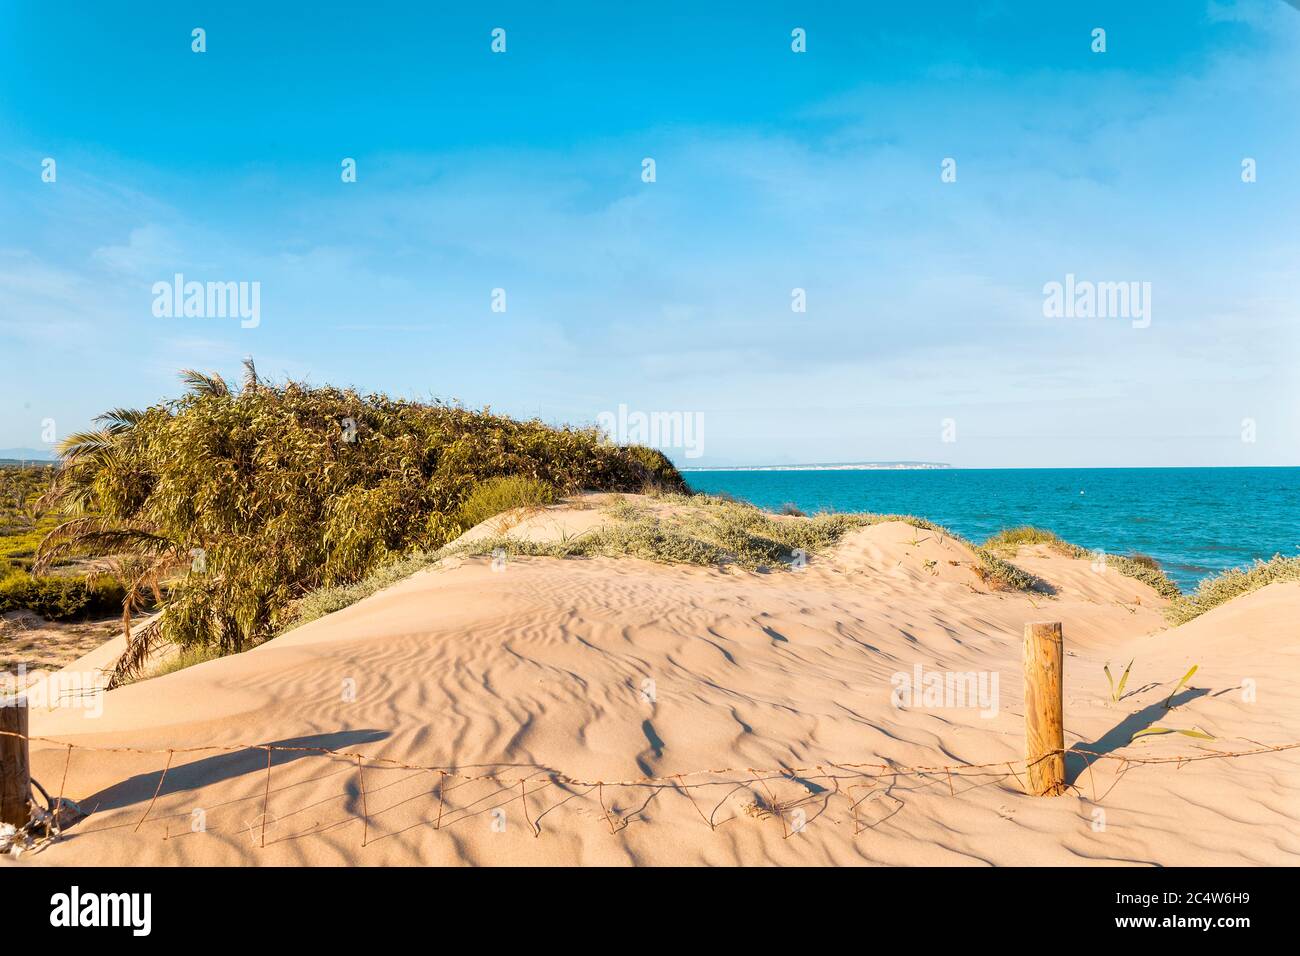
8,500,1299,866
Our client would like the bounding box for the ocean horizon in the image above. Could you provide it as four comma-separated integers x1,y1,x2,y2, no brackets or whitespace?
682,466,1300,592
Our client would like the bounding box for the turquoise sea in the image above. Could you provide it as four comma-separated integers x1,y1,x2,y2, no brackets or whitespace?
682,467,1300,593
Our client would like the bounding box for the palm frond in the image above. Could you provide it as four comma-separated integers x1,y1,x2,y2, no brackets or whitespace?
179,368,230,398
35,517,177,573
37,472,99,514
57,428,119,461
93,407,147,433
107,616,165,689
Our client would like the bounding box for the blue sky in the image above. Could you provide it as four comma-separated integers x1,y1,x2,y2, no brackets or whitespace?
2,0,1297,467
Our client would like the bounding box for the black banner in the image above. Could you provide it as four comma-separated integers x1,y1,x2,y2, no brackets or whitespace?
4,865,1283,941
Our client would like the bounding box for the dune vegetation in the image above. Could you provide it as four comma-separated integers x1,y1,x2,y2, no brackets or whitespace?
456,475,558,528
286,492,1048,632
982,525,1181,600
33,360,686,684
27,363,1295,684
1167,554,1300,625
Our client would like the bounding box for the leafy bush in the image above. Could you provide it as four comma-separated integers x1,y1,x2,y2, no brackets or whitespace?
620,444,688,493
0,571,125,620
457,476,558,529
35,362,687,680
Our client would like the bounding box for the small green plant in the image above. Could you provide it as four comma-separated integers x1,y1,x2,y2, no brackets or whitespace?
970,549,1045,592
1104,658,1134,703
1131,725,1215,742
1165,664,1198,708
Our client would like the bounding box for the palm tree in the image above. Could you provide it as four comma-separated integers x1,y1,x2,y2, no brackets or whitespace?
36,403,183,686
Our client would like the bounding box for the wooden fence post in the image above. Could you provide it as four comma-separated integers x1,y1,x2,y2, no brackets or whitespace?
1,695,31,827
1023,621,1066,796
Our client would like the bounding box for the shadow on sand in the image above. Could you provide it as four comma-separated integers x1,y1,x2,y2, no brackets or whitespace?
77,729,390,815
1065,688,1208,785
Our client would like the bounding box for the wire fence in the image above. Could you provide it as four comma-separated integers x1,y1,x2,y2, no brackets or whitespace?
4,728,1298,851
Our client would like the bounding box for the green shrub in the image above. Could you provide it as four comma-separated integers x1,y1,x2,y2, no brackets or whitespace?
620,444,686,493
457,476,558,529
35,361,688,680
0,573,85,618
0,572,126,624
0,571,125,620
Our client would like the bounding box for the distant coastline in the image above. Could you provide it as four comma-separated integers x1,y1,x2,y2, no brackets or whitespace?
0,448,56,463
680,461,951,472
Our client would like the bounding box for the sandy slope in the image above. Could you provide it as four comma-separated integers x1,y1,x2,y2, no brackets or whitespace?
9,502,1299,866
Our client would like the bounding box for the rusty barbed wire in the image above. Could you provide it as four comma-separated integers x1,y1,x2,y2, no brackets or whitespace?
2,728,1297,850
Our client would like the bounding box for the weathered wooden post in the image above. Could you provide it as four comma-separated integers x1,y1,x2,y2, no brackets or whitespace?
1023,621,1066,796
0,695,31,826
